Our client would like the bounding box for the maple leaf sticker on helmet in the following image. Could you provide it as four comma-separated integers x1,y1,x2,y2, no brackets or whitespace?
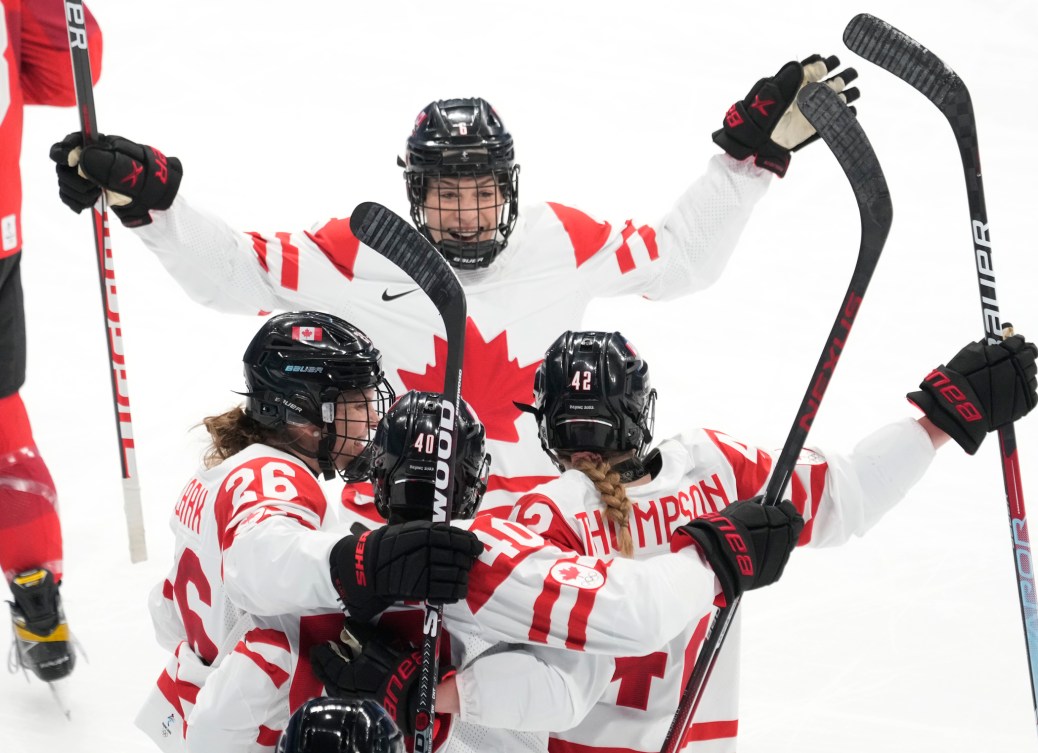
549,561,605,591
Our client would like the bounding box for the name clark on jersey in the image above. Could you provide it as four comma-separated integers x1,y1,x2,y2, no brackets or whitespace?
175,478,208,535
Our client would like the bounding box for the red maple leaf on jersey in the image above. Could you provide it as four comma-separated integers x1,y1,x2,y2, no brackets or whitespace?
556,565,581,582
397,319,541,443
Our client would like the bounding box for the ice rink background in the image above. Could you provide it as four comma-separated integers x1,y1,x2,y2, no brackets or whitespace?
4,0,1038,750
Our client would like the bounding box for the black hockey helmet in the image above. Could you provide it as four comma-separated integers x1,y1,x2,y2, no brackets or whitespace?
520,331,657,470
242,312,395,482
276,697,404,753
370,390,490,523
401,97,520,270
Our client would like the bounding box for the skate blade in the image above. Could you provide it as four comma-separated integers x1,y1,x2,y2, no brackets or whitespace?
48,677,72,720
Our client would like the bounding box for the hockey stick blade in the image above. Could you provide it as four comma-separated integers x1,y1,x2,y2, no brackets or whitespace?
661,85,891,753
349,201,466,753
350,202,464,321
844,14,967,116
844,14,1038,736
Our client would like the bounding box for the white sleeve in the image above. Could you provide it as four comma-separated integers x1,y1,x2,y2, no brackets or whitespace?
134,195,281,314
807,418,937,547
577,154,771,301
458,516,717,656
223,516,343,616
147,579,187,652
185,631,293,753
456,647,613,731
649,154,773,299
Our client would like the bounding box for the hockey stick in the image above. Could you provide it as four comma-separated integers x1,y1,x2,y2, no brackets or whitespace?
660,83,891,753
63,0,146,563
349,202,466,753
844,13,1038,732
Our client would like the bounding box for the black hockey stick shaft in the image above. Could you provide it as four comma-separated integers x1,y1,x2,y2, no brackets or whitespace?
63,0,147,563
661,84,891,753
844,13,1038,729
349,202,466,753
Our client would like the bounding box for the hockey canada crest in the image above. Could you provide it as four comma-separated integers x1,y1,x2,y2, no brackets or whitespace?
549,561,605,591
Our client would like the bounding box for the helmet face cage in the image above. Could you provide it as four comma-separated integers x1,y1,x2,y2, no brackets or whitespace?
276,697,404,753
403,98,520,270
243,312,395,481
533,331,657,470
371,391,490,523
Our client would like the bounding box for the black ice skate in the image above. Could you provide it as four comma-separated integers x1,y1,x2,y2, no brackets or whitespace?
7,568,75,684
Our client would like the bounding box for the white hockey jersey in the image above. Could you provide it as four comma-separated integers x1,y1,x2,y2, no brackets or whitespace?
136,443,725,753
133,155,771,513
509,419,938,753
135,442,349,751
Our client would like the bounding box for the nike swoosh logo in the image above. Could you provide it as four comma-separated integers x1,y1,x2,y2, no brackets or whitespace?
381,287,419,302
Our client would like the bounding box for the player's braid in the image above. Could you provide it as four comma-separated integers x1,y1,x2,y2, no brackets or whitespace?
572,453,634,557
200,407,280,468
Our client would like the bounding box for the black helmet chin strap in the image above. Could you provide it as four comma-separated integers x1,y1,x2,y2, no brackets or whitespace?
609,448,663,484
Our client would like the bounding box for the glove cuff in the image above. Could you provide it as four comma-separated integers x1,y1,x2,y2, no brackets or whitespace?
683,524,740,604
712,127,756,161
754,141,791,178
330,533,389,621
907,385,984,455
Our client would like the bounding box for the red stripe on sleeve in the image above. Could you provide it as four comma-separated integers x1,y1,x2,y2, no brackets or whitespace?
685,719,739,743
548,203,612,268
275,232,300,290
162,578,173,600
234,638,290,689
257,726,282,746
615,222,637,274
247,232,270,272
564,560,611,649
156,668,185,718
791,473,813,542
305,218,360,281
243,628,291,651
529,570,564,644
638,224,659,260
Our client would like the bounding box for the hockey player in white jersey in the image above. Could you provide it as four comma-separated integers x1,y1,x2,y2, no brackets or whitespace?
306,390,803,753
505,329,1038,753
135,312,485,752
49,55,858,514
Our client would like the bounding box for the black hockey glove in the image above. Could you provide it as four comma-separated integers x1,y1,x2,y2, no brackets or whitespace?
50,133,103,214
713,54,859,177
908,334,1038,455
311,619,455,736
49,132,183,228
329,520,484,622
673,498,803,606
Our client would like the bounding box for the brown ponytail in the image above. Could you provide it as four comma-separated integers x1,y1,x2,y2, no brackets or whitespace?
571,452,634,557
200,407,282,468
